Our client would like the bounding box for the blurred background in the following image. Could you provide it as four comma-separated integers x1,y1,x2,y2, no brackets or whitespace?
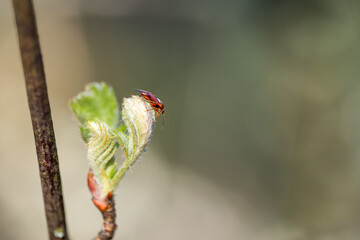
1,0,360,239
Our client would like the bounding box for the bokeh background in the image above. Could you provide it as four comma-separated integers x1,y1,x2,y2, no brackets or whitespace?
1,0,360,239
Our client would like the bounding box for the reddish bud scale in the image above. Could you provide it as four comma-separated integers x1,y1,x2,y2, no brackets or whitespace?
87,169,112,212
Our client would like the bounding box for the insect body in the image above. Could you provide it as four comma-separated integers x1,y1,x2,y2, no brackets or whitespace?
135,89,165,122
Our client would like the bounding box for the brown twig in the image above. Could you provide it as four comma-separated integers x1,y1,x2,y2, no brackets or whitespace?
12,1,68,239
95,197,117,240
88,170,117,240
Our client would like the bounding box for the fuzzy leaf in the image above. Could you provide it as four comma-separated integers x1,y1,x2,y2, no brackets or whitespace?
111,96,155,188
87,118,119,197
70,82,120,142
70,83,161,201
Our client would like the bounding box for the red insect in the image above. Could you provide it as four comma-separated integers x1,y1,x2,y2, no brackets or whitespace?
135,89,165,122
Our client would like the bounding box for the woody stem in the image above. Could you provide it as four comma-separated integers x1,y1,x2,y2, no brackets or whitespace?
95,197,117,240
12,0,68,239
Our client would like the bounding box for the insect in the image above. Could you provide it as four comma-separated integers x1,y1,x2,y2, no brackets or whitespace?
135,89,165,123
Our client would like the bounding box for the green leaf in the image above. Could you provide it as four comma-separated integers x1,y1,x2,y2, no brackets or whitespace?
70,83,160,196
87,118,119,195
115,124,129,158
69,82,120,142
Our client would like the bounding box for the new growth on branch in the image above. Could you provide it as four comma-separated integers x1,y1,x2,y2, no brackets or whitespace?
70,83,164,240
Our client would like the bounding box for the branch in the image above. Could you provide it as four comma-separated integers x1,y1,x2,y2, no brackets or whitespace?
95,196,117,240
12,1,68,239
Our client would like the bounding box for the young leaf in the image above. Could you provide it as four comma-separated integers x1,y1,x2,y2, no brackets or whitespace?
69,82,120,142
70,84,159,201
